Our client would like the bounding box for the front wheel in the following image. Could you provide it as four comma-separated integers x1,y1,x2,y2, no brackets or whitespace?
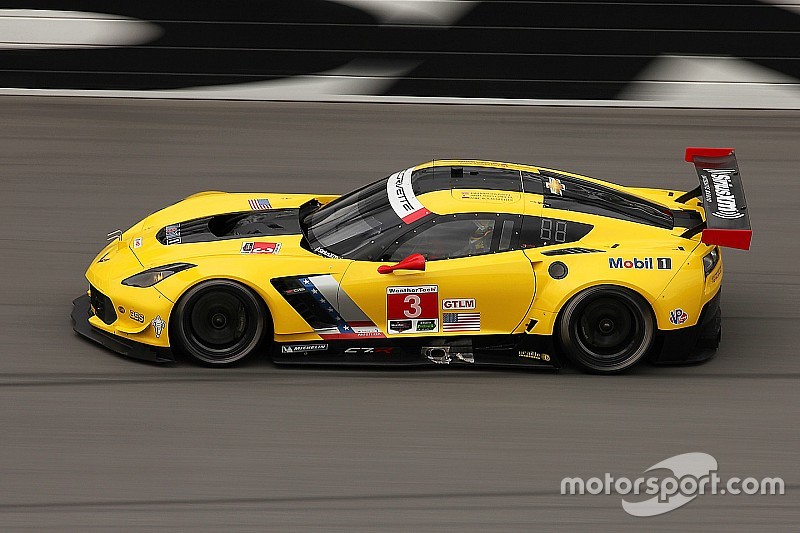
172,280,267,366
557,285,654,374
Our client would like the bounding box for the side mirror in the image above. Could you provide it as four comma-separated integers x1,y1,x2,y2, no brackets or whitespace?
377,253,426,274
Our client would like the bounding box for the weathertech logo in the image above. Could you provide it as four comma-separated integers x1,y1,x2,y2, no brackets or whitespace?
609,257,672,270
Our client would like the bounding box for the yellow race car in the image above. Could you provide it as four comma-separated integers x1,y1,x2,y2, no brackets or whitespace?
72,147,751,373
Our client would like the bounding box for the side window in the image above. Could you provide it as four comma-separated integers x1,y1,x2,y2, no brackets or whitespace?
498,219,515,252
519,216,593,249
521,171,544,195
387,218,497,261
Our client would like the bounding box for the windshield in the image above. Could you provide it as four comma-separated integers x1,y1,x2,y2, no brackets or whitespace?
303,176,403,259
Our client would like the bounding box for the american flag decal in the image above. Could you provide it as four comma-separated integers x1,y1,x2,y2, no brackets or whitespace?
442,312,481,332
298,276,384,339
248,198,272,210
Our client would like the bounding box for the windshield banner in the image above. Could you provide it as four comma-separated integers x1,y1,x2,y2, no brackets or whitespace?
387,168,431,224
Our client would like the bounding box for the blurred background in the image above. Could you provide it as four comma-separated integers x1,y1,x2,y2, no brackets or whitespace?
1,2,798,531
1,0,799,106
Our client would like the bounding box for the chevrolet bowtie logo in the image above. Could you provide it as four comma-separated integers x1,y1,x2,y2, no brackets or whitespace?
546,177,565,196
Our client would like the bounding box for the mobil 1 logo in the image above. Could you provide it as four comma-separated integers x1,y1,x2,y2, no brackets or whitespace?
609,257,672,270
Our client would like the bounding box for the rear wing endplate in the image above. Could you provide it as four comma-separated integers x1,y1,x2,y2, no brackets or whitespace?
678,147,752,250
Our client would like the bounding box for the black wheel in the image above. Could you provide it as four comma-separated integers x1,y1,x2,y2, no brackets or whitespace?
172,280,267,366
557,285,654,374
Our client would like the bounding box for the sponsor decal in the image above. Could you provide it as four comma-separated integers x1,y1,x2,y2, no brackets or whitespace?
416,319,437,332
669,308,689,325
313,246,341,259
518,350,551,362
609,257,651,269
609,257,671,270
386,168,431,224
133,237,143,248
241,241,281,254
710,265,723,283
151,315,165,338
344,347,393,354
387,285,439,334
387,285,438,295
389,320,413,332
281,343,327,354
442,298,476,310
165,224,181,245
248,198,272,210
129,309,145,323
701,175,713,204
442,312,481,332
546,176,565,196
352,328,384,337
703,169,745,220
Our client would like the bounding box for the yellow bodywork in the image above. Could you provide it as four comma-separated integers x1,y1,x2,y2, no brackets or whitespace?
83,160,721,349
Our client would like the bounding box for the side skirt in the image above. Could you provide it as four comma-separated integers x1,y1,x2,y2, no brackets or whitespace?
271,334,560,369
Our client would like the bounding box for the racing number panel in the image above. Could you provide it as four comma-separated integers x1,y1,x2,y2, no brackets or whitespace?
519,216,593,249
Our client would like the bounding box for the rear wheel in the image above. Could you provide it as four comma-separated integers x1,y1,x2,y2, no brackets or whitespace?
172,280,266,366
558,285,654,374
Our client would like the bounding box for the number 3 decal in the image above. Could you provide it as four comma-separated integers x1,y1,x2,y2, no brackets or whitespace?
403,294,422,318
387,285,439,334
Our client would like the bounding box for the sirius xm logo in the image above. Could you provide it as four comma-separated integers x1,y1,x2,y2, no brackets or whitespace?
609,257,671,270
705,169,745,220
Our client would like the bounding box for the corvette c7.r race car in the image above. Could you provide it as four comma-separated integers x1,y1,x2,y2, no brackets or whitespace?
72,148,751,373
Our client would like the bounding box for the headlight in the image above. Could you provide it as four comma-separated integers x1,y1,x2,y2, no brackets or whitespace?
122,263,196,287
702,247,720,277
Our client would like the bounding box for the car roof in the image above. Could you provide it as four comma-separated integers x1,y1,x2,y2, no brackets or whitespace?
403,160,539,216
404,159,655,217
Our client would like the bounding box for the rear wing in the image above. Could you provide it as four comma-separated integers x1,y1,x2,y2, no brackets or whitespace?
677,147,752,250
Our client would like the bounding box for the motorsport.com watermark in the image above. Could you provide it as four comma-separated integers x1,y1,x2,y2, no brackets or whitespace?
561,453,784,517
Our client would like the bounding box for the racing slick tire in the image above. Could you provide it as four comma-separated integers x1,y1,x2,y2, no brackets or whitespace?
172,279,267,367
557,285,654,374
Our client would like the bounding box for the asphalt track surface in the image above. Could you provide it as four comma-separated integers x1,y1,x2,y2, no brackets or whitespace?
1,98,798,531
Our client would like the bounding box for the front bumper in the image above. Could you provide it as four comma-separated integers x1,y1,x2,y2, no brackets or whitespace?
71,294,174,363
650,289,722,364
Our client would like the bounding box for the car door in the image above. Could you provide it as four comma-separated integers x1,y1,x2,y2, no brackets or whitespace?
337,214,535,337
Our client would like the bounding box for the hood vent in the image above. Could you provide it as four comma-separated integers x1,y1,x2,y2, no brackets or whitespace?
156,209,301,245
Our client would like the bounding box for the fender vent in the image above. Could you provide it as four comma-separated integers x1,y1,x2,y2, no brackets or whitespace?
541,247,605,256
271,276,338,330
